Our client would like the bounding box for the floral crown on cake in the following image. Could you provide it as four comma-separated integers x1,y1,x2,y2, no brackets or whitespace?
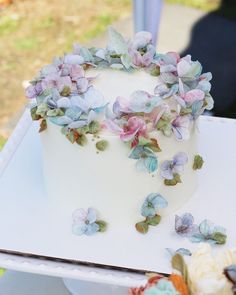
26,27,214,146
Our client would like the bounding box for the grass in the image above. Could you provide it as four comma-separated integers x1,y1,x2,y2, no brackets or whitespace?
0,0,131,136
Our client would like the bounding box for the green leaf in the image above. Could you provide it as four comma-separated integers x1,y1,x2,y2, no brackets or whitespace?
47,109,64,117
193,155,204,170
108,27,128,55
76,134,87,146
66,130,77,143
150,65,160,76
164,173,182,186
30,106,41,121
36,103,48,117
96,220,107,232
180,108,192,116
135,221,149,234
96,140,108,151
156,117,172,137
60,86,71,97
172,253,189,284
121,54,132,69
145,138,162,152
146,214,161,226
88,121,100,134
212,232,227,245
39,119,47,133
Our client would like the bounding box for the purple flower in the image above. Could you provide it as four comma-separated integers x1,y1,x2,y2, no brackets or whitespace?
175,213,198,237
25,82,43,99
171,116,190,141
161,152,188,180
72,208,99,236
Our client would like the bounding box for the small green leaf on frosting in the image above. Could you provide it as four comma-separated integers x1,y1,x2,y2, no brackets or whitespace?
66,130,77,143
172,253,189,283
89,121,100,134
39,119,47,133
146,214,161,226
60,86,71,96
193,155,204,170
47,109,64,117
96,140,108,151
164,173,182,186
150,65,160,76
135,221,148,234
211,232,227,245
31,106,41,121
146,138,162,152
76,134,87,146
96,220,107,232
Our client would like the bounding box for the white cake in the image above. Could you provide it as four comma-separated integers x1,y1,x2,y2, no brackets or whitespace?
26,28,213,235
41,68,198,228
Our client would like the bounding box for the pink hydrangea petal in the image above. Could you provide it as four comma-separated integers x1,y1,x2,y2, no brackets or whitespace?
184,89,205,104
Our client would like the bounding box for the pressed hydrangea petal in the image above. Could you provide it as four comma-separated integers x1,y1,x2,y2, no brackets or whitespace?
25,85,36,99
129,146,144,159
135,158,146,172
70,64,84,80
72,222,87,236
87,208,97,224
173,152,188,167
57,97,71,108
144,156,158,173
84,87,105,109
72,208,87,222
49,116,72,126
172,116,190,141
104,119,123,133
177,59,192,77
85,223,100,235
108,27,128,55
205,94,214,110
64,54,84,65
197,80,211,93
132,31,152,49
65,107,82,121
149,194,168,210
160,160,174,180
113,96,130,115
184,89,205,104
70,95,88,111
77,77,89,93
68,120,86,129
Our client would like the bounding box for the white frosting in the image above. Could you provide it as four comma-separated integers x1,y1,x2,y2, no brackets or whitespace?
40,69,198,229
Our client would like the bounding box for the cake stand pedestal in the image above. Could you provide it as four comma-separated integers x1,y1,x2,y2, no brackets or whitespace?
0,111,236,294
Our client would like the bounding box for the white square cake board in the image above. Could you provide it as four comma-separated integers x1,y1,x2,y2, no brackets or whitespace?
0,111,235,286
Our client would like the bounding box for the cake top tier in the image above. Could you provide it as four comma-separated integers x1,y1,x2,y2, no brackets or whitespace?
26,27,214,141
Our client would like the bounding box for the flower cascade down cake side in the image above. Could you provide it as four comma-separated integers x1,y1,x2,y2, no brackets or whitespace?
26,28,213,236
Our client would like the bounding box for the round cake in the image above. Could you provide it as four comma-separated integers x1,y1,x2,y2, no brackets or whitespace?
26,28,213,235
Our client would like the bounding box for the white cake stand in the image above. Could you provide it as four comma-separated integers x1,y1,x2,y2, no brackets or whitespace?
0,111,236,294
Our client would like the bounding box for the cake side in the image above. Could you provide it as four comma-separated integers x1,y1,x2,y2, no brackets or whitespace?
41,119,198,229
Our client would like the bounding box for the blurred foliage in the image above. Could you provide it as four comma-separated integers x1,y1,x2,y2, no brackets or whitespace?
0,135,6,150
0,0,131,133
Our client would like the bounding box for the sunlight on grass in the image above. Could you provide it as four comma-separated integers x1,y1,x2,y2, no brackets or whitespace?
166,0,220,11
0,136,6,151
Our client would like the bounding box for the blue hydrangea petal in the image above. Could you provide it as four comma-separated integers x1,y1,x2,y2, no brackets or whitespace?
150,194,168,210
129,146,144,160
49,116,72,126
72,222,87,236
199,219,214,236
87,208,97,224
65,107,82,121
85,223,100,236
141,204,156,218
144,156,158,173
135,158,146,172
